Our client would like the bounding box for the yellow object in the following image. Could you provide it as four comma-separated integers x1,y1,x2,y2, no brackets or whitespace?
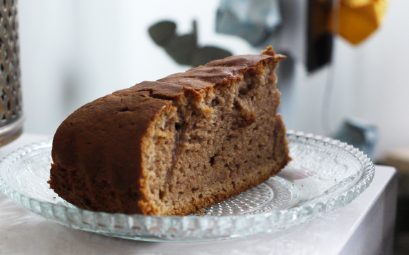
331,0,388,45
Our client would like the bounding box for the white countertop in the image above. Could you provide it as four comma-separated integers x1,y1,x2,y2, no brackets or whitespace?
0,134,397,255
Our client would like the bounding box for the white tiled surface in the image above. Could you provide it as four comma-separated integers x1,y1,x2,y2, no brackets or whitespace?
0,134,397,255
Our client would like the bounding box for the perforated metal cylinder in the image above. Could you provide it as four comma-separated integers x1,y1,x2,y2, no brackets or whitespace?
0,0,22,146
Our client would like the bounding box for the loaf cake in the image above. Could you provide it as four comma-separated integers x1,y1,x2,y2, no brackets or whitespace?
49,46,290,215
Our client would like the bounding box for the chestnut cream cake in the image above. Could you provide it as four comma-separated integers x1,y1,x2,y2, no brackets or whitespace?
49,46,290,215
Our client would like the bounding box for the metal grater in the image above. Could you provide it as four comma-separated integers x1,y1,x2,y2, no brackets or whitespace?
0,0,22,146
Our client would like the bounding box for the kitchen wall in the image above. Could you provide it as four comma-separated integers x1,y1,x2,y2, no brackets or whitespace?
18,0,409,157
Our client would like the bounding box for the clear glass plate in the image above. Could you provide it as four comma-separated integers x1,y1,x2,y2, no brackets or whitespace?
0,131,375,242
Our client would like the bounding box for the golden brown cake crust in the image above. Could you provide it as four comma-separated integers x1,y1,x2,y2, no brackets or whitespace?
50,90,172,213
49,47,289,214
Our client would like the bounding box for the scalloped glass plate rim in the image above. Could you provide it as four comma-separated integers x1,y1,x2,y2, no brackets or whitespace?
0,130,375,240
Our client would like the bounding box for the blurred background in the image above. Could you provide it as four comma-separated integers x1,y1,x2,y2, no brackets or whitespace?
14,0,408,159
1,0,409,252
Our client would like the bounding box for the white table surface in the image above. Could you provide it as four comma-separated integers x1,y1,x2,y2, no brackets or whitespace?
0,134,397,255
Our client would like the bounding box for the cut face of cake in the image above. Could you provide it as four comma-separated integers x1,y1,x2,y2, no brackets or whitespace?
49,46,291,215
